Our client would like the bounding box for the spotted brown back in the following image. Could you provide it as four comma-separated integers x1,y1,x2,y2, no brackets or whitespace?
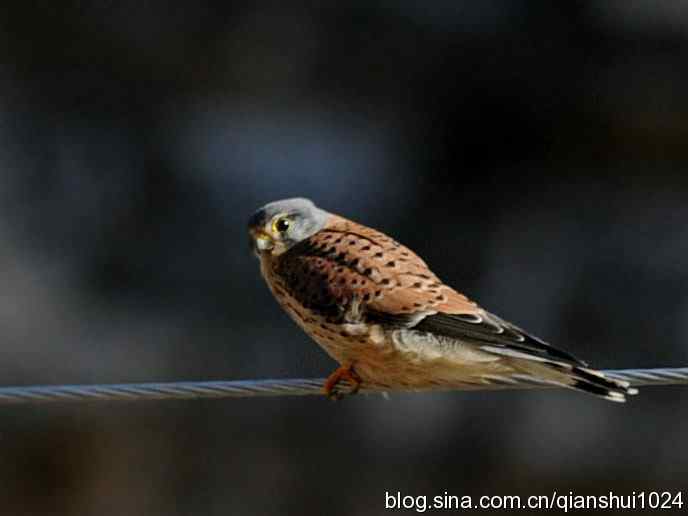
271,215,479,323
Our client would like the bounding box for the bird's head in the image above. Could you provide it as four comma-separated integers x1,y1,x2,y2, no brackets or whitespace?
248,198,330,257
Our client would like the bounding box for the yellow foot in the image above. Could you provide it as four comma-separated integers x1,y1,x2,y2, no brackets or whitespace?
323,365,362,400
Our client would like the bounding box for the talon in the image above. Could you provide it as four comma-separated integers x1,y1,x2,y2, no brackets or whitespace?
323,365,362,400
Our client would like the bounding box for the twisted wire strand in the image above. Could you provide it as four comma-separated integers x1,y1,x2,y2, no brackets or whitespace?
0,367,685,405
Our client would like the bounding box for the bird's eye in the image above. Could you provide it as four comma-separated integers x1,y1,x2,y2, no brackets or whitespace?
273,216,291,234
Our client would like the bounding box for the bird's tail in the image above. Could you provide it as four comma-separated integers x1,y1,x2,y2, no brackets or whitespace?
546,363,637,402
482,346,638,402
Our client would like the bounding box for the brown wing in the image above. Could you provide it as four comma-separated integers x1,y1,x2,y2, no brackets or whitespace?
273,215,480,322
274,214,585,366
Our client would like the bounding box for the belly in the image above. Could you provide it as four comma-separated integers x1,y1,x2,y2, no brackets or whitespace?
348,329,510,389
261,265,363,363
285,302,509,390
261,260,508,389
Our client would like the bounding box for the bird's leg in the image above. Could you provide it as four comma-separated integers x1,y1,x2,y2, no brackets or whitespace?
323,364,362,400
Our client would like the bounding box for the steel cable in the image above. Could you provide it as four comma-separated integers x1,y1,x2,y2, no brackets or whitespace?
0,367,684,404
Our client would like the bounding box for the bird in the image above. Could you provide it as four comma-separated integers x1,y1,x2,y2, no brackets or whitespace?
248,197,637,402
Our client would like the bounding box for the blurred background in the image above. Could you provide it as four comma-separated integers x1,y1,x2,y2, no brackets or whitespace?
0,1,687,514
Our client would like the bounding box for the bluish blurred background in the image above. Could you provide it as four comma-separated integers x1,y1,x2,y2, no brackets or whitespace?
0,2,687,514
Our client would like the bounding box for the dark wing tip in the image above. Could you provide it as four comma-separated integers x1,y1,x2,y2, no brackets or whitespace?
570,367,638,402
413,311,587,367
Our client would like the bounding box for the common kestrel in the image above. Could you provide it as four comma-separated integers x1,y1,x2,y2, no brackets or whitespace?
248,198,637,402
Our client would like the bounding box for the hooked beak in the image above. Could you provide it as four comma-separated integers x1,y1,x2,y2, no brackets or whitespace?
249,229,274,256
